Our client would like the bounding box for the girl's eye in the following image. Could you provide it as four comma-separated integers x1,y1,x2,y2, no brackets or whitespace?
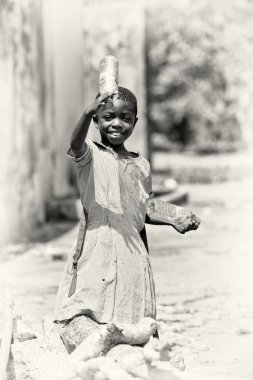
103,115,112,121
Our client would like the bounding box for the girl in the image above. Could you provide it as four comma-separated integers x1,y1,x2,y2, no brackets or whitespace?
53,87,199,354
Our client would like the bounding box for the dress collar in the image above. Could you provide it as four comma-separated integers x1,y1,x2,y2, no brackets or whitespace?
93,140,140,160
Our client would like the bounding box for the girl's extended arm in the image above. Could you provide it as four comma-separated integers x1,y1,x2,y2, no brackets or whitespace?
145,214,171,226
70,92,115,157
145,199,200,234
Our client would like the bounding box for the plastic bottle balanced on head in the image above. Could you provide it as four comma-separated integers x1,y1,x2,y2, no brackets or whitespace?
99,55,119,95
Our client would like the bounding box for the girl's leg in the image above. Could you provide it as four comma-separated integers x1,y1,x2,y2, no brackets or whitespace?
70,317,157,363
60,315,100,353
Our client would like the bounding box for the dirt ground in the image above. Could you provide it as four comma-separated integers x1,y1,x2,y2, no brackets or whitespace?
0,178,253,379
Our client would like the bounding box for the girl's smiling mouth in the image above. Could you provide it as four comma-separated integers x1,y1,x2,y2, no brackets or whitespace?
108,131,124,137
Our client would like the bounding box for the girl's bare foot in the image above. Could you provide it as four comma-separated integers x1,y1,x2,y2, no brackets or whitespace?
70,322,125,363
106,317,158,345
70,317,157,364
106,321,125,343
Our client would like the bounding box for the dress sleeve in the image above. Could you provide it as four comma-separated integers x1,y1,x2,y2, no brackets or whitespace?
66,140,92,166
67,140,93,202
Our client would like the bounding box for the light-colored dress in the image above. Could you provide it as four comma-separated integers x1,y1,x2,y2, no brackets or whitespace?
53,140,156,324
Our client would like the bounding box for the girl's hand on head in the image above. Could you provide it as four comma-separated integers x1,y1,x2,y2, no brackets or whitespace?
85,91,118,116
95,91,117,110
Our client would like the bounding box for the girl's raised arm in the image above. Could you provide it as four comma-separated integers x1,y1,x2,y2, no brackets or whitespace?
70,92,115,157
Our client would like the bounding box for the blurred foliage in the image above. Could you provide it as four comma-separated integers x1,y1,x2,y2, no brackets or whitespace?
147,0,253,153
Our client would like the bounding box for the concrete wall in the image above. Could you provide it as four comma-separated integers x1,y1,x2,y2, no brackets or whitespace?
42,0,85,197
0,0,53,244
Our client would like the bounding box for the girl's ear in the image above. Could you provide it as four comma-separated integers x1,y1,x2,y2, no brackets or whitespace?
93,115,98,124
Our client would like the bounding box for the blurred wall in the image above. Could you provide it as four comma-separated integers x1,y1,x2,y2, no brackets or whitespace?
0,0,53,244
42,0,84,197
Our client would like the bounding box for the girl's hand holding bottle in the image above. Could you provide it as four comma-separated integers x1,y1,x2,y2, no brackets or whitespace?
147,198,201,234
85,92,117,117
171,210,201,234
85,55,119,117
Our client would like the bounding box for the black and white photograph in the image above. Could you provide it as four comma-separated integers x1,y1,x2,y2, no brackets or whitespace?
0,0,252,379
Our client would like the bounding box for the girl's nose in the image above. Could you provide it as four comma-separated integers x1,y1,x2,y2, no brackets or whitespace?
112,118,123,128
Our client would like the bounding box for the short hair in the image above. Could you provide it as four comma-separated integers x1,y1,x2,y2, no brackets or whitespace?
116,86,138,115
96,86,138,115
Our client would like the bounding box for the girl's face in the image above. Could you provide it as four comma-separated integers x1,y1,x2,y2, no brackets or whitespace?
95,97,138,146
